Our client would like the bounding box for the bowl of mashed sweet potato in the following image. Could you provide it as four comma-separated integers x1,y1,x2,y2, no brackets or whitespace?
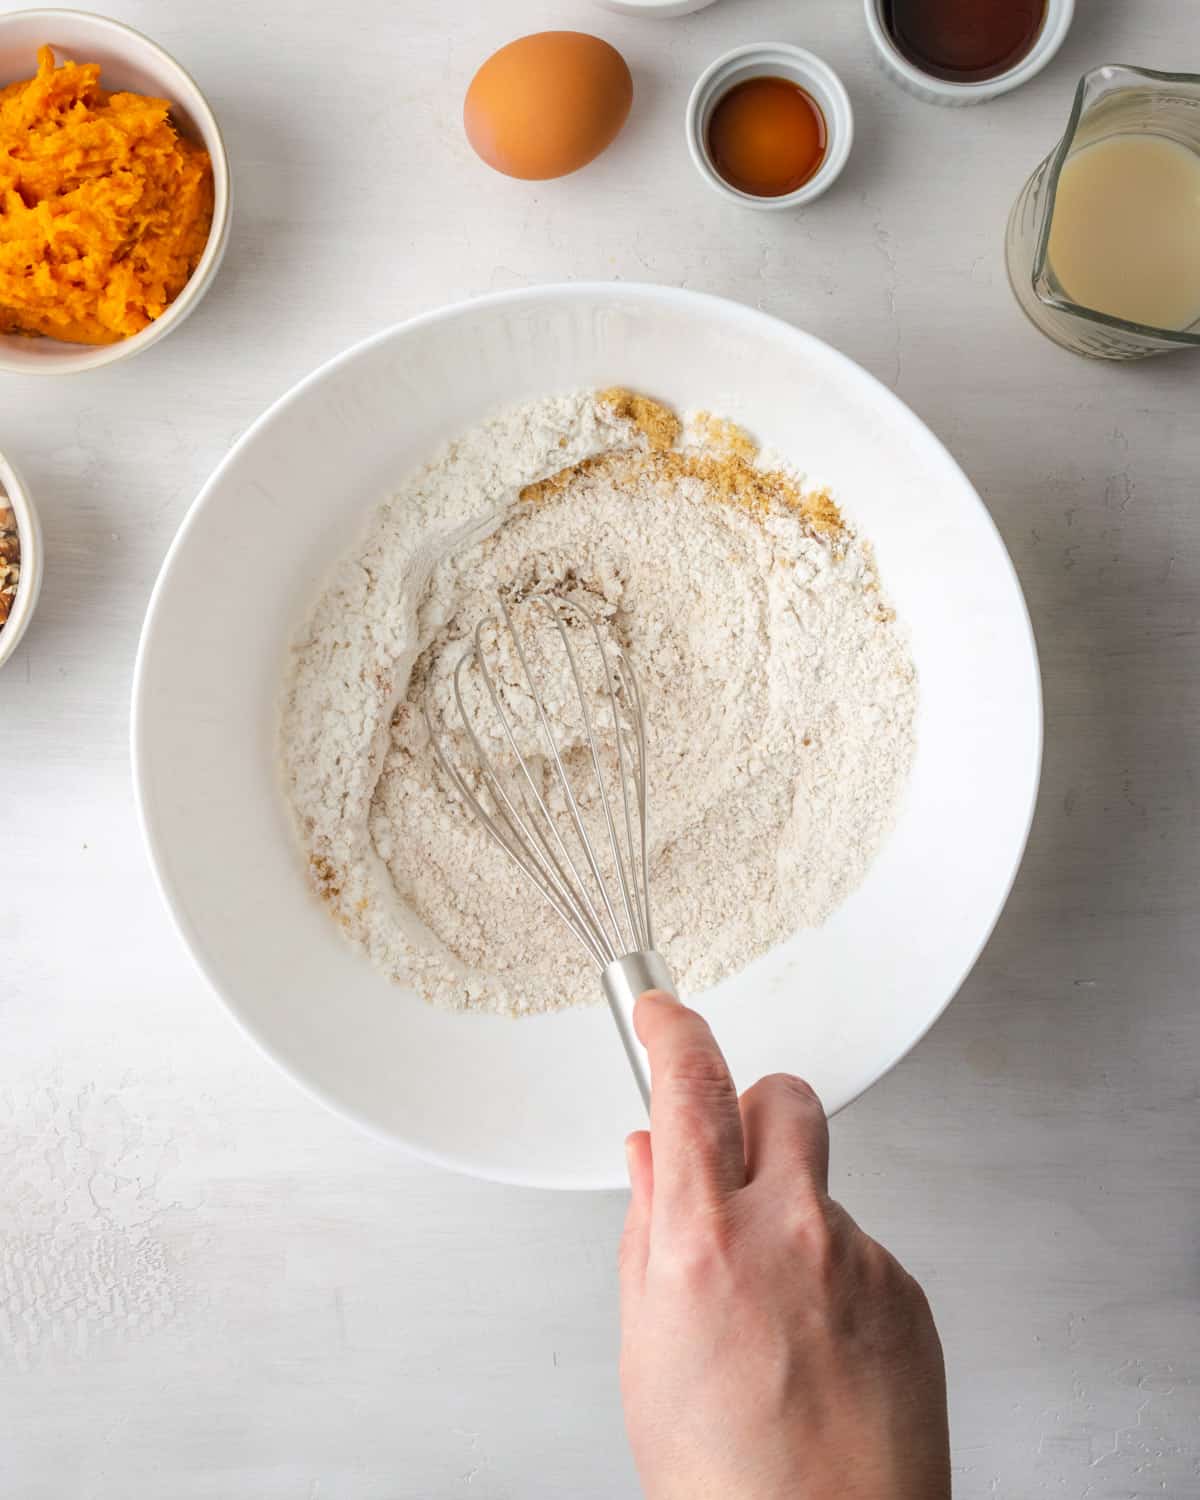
0,10,230,374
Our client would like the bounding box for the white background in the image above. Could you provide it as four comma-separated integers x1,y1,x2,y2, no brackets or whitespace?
3,0,1199,1495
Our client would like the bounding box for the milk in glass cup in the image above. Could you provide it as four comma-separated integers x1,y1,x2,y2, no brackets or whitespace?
1005,65,1200,359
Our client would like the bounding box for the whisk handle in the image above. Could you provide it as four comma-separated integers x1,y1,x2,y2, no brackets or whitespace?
601,951,676,1112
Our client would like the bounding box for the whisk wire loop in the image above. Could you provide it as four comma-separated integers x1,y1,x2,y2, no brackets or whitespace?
616,655,654,953
464,614,615,958
518,597,644,959
424,693,608,967
425,592,657,972
496,597,629,958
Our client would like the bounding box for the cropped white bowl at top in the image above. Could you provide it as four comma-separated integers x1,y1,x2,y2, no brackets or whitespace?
0,10,231,375
594,0,720,15
132,283,1042,1191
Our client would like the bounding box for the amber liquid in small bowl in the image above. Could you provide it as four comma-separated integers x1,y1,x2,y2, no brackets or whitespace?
706,76,827,197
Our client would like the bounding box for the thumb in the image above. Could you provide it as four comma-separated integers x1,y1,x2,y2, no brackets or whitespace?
619,1131,653,1297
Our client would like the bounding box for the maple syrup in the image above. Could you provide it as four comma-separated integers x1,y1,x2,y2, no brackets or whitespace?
882,0,1046,83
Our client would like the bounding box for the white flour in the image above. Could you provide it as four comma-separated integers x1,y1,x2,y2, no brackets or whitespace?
281,393,916,1015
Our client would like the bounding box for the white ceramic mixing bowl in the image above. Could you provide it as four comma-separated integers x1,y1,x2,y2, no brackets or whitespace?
133,284,1041,1190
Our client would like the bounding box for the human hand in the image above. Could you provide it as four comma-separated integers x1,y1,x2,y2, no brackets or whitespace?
619,993,950,1500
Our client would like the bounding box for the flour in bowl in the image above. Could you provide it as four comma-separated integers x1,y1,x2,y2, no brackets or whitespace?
281,391,916,1015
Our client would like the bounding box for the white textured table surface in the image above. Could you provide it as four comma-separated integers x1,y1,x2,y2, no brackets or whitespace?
4,1,1199,1495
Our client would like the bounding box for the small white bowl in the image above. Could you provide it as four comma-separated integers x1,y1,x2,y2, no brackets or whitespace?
0,447,43,670
686,44,854,211
0,10,231,375
862,0,1075,105
595,0,719,13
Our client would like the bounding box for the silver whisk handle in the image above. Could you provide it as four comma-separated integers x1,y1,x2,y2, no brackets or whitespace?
601,951,676,1112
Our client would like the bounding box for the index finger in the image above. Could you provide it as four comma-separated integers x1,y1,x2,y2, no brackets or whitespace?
634,992,745,1222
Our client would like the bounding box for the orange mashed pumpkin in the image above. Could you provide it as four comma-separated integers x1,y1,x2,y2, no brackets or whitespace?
0,46,214,345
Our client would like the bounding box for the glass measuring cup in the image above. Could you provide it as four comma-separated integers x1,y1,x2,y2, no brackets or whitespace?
1005,65,1200,359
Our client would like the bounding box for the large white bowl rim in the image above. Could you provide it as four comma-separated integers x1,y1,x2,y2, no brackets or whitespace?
132,283,1042,1190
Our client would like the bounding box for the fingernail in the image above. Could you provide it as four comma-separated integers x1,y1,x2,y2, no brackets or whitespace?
639,988,679,1005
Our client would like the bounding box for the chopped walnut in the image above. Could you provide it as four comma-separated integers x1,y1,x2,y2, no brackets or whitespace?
0,501,18,631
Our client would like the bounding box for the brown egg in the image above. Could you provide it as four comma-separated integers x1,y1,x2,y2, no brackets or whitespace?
464,31,633,181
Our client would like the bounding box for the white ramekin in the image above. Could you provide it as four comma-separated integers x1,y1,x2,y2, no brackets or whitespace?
0,10,232,375
862,0,1076,105
0,446,43,670
686,43,853,211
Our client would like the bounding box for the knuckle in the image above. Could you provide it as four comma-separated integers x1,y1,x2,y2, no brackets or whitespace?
665,1042,735,1099
760,1072,823,1110
855,1237,931,1316
889,1257,936,1324
784,1199,864,1291
856,1236,894,1290
676,1106,740,1166
658,1218,735,1290
853,1244,941,1355
860,1234,911,1296
785,1203,840,1275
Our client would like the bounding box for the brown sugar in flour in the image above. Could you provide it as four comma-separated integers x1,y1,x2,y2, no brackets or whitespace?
281,391,917,1015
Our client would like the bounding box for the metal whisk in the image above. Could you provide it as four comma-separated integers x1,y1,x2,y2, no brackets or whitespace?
423,592,675,1106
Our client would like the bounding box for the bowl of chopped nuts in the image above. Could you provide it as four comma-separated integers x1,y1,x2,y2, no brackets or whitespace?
0,446,42,668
